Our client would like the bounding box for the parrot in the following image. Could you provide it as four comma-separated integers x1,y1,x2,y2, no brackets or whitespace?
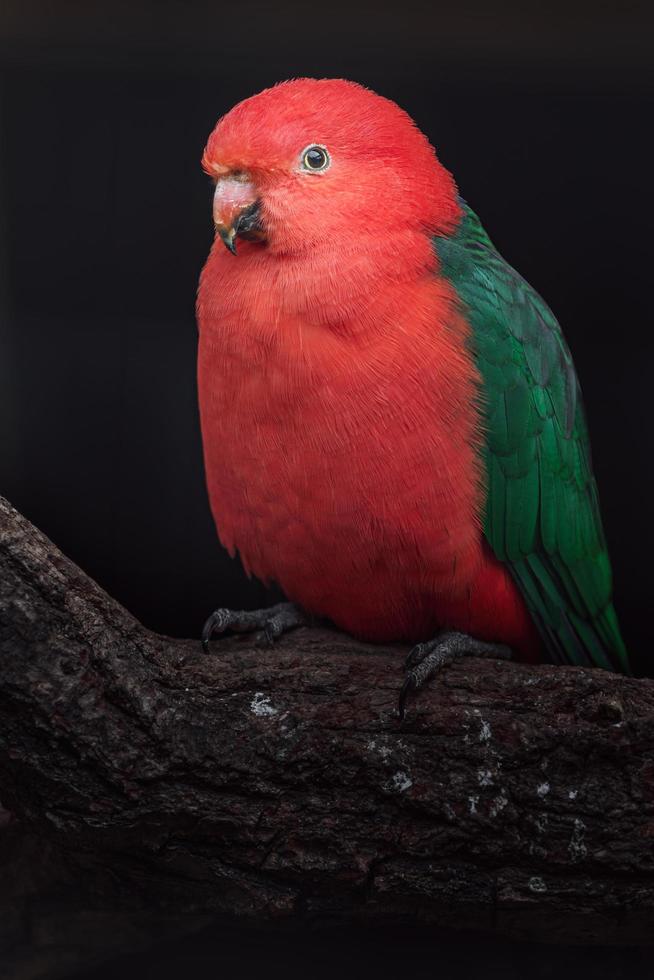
196,77,629,717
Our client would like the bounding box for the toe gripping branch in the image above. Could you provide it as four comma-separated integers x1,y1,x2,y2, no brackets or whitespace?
201,601,310,652
398,631,512,720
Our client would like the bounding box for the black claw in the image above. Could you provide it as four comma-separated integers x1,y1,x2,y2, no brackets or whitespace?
201,613,217,653
202,610,230,652
254,627,274,648
398,674,416,721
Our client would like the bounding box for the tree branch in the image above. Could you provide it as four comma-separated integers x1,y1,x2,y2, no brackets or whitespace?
1,494,654,949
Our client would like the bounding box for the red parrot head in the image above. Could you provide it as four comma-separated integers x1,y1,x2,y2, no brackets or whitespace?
201,78,460,256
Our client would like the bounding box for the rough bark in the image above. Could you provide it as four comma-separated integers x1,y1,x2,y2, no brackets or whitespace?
1,493,654,961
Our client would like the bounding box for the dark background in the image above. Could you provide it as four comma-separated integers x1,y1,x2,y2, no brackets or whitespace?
0,2,653,976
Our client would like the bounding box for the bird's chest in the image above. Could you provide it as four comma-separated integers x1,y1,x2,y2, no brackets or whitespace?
198,284,484,598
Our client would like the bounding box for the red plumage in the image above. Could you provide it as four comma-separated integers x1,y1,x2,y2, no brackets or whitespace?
197,79,540,660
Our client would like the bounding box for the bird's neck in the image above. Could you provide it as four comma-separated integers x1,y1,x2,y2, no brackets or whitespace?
198,228,440,343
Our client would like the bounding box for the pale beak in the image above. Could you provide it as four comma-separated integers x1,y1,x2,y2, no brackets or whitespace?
213,174,265,254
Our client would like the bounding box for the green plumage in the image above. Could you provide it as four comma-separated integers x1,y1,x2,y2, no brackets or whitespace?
435,202,629,672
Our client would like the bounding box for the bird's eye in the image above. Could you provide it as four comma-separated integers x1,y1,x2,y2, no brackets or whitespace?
301,145,330,172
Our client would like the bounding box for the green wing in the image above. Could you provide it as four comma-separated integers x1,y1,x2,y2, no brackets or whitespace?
435,201,629,672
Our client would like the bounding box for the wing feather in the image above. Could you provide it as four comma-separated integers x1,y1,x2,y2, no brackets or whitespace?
434,201,628,672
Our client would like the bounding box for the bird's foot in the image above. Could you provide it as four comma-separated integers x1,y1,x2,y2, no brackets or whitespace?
399,631,512,720
201,601,311,652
